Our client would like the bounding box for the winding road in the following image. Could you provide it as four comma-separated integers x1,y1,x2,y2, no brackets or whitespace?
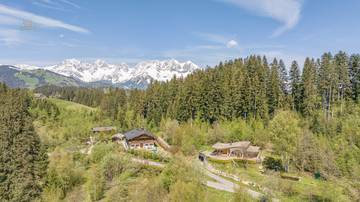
131,157,278,201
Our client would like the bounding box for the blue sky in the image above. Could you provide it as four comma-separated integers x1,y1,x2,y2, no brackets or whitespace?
0,0,360,67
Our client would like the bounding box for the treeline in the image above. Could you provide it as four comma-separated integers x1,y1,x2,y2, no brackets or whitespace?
36,51,360,125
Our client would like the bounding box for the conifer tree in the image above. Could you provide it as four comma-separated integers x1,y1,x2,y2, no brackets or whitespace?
318,53,337,118
279,59,289,95
0,88,48,201
301,58,318,116
289,61,301,111
349,54,360,102
334,51,351,100
267,58,284,115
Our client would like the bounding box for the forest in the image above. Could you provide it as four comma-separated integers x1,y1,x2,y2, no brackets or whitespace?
0,51,359,201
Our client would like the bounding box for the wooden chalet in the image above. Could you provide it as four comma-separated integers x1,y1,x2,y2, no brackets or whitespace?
211,141,260,159
124,129,171,151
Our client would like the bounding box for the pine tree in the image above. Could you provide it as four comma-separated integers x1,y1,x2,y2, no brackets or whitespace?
279,59,289,95
349,54,360,102
289,61,301,111
301,58,318,116
318,53,337,118
267,58,284,116
0,88,48,201
334,51,351,100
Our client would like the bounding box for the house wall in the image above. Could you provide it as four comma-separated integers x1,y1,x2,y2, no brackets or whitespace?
244,151,259,158
128,137,157,150
214,149,230,155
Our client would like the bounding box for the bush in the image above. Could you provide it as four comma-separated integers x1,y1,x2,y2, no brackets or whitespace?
90,143,115,163
101,154,129,181
263,156,284,171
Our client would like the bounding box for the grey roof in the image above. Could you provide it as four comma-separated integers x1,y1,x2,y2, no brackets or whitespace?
124,129,156,140
212,141,251,150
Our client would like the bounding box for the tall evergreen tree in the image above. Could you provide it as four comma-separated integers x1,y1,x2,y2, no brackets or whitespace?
279,59,289,95
349,54,360,102
0,88,48,201
318,53,337,118
289,61,302,111
301,58,318,116
334,51,351,100
267,58,284,115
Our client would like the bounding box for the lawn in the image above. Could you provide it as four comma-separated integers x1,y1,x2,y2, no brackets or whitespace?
209,161,352,201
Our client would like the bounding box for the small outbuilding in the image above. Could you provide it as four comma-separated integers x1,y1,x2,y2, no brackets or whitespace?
92,126,116,133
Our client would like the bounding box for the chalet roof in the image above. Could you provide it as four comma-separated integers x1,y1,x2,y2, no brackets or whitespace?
212,141,251,150
124,129,156,140
246,146,260,153
92,126,116,132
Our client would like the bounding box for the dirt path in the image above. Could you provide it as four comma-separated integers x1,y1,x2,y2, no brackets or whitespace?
131,158,165,168
202,161,279,201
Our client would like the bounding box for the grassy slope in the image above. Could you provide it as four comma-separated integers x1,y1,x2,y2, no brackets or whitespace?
34,98,108,150
34,99,237,201
35,98,355,201
211,161,352,201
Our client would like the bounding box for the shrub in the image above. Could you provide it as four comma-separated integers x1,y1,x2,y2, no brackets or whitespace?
101,154,129,181
90,143,115,163
263,156,284,171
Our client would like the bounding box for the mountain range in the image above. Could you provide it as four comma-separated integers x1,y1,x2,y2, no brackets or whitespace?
0,59,201,89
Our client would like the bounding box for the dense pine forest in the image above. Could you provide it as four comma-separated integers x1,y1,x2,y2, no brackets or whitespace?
36,52,360,124
1,51,359,201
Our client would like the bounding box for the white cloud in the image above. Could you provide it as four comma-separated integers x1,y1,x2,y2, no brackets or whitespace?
58,0,81,9
0,3,89,33
226,40,238,48
32,0,81,11
0,29,24,46
195,32,239,49
0,15,22,25
217,0,302,37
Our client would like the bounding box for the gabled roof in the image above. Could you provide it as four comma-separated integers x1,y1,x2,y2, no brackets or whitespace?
212,141,251,150
124,129,156,140
92,126,116,132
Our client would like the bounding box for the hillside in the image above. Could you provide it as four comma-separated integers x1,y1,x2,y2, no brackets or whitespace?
30,97,359,201
0,65,84,88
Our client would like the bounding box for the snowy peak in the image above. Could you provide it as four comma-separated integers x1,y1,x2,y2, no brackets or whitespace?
44,59,131,83
11,59,201,88
133,59,200,82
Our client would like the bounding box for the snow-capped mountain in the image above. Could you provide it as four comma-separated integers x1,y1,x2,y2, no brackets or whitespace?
44,59,131,83
12,59,201,88
132,59,199,82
